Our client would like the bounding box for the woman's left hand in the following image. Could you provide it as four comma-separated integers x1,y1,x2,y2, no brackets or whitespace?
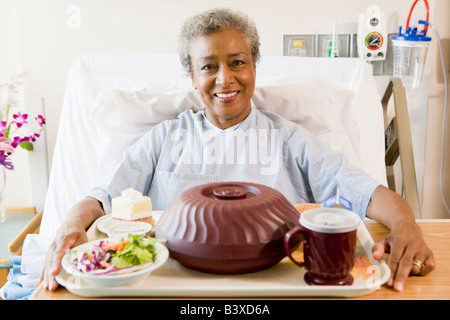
366,185,436,291
371,219,435,291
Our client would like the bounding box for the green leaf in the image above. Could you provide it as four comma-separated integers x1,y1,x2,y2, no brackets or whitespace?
4,125,11,138
19,141,33,151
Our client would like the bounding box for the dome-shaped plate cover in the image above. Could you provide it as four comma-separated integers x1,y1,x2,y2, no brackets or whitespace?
155,182,301,274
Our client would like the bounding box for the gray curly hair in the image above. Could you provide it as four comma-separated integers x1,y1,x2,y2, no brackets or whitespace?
178,8,261,75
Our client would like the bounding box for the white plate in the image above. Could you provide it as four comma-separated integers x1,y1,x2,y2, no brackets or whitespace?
56,223,390,298
97,211,164,235
60,239,169,287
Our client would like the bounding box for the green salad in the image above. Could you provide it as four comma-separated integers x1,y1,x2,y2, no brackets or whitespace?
68,234,165,275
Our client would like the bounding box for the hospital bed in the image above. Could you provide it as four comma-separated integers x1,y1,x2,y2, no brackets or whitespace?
1,55,418,299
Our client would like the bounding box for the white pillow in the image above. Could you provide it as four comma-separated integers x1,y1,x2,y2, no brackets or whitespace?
91,76,360,179
252,76,360,168
91,84,203,177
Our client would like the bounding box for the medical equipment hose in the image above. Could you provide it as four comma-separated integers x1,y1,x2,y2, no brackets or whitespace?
406,0,429,34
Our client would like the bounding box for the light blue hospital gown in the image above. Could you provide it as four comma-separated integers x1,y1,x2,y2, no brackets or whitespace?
88,107,380,218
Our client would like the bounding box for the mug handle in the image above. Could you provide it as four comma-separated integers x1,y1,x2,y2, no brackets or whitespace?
283,226,306,268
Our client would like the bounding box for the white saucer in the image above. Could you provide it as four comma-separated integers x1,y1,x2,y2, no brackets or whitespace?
97,211,164,235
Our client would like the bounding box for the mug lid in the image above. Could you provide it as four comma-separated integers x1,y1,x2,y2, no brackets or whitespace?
300,208,361,233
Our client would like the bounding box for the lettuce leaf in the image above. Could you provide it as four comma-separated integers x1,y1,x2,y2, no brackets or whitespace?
109,234,161,268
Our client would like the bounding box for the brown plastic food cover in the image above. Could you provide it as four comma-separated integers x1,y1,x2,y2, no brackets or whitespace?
155,182,301,274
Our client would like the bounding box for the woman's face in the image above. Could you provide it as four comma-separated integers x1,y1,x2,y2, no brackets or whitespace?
190,28,256,129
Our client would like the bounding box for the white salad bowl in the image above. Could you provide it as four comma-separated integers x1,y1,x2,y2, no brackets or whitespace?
61,239,169,286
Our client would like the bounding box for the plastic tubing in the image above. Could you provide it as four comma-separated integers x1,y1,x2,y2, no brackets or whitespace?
406,0,429,33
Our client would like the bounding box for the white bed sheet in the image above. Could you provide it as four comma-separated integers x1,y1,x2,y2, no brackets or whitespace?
19,55,387,284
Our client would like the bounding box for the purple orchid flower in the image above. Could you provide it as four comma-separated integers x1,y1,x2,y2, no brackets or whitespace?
12,112,28,128
35,115,46,127
0,151,14,170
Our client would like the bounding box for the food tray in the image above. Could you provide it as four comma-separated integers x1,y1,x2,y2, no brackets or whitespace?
55,218,390,298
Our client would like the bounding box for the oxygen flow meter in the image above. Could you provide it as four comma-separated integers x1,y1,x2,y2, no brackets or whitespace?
358,5,387,61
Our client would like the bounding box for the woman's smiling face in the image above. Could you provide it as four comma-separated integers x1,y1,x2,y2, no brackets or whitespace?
190,28,256,129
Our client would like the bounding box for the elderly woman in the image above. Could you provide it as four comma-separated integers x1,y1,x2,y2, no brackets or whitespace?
38,8,434,292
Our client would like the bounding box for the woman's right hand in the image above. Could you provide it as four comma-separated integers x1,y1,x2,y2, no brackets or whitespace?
37,221,88,291
36,197,105,291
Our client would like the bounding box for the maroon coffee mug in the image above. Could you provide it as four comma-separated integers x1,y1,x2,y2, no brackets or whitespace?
283,208,361,286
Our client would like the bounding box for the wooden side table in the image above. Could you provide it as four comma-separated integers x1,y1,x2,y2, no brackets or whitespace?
31,219,450,300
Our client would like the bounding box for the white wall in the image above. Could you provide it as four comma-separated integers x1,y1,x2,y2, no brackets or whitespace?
422,0,450,218
0,0,32,209
2,0,448,218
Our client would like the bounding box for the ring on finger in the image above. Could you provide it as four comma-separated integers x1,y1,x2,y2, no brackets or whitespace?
412,258,423,270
